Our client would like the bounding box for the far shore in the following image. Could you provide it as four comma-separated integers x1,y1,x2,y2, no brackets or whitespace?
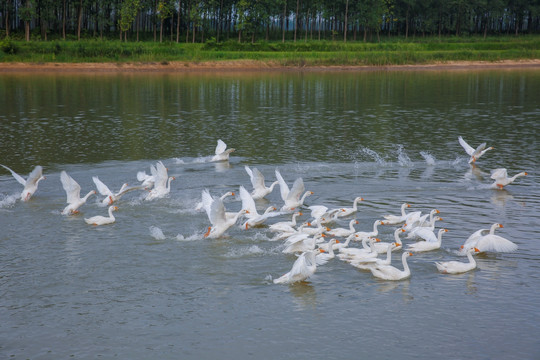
1,59,540,73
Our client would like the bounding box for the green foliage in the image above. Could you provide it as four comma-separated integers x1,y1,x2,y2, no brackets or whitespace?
0,38,19,54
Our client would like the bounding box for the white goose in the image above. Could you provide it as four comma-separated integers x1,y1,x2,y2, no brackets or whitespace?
336,197,364,218
84,206,118,226
92,176,138,205
1,164,46,201
60,170,96,215
406,229,447,252
275,169,313,212
404,209,440,232
327,219,358,238
458,136,493,164
406,215,443,240
383,203,411,225
350,242,398,270
239,186,279,229
461,223,517,254
244,165,279,200
460,223,503,253
211,139,235,162
282,233,319,254
196,189,235,213
354,220,384,240
372,228,405,254
436,247,480,274
203,198,248,239
268,212,303,233
316,239,337,265
145,161,175,200
489,168,527,190
337,237,380,262
370,252,413,281
273,250,318,284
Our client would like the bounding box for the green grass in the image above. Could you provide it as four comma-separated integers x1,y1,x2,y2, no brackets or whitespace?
1,36,539,66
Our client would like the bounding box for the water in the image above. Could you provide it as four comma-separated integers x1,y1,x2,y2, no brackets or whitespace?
1,70,539,359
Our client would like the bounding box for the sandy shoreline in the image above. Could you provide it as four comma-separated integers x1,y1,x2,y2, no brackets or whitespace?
1,59,540,73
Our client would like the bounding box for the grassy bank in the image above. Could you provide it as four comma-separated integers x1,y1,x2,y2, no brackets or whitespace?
1,36,540,66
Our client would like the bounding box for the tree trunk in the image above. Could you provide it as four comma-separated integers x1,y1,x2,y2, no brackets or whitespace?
77,0,83,41
176,0,181,42
405,6,409,39
294,0,299,42
343,0,349,42
5,1,9,38
137,11,140,41
62,0,66,39
192,24,196,43
153,0,157,41
282,1,286,43
217,0,222,42
238,28,241,43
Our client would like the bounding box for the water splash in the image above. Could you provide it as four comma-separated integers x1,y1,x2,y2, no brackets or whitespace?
397,145,413,167
420,151,436,166
359,147,388,166
224,245,265,258
176,232,204,241
149,226,166,240
0,194,17,208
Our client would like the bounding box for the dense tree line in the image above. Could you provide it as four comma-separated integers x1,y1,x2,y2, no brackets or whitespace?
2,0,540,43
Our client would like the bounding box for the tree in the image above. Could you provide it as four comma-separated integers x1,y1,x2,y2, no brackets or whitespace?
119,0,141,41
157,0,173,42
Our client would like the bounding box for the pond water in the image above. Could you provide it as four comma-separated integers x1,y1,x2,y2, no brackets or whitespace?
1,70,539,359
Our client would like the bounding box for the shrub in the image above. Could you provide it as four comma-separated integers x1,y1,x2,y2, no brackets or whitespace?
0,38,19,54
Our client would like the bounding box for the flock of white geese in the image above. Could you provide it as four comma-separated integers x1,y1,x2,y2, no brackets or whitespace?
1,138,527,284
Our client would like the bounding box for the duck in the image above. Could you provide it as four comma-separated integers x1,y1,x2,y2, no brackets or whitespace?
458,136,493,164
370,252,413,281
382,203,411,225
244,165,279,200
1,164,46,201
273,250,318,284
60,170,96,215
406,229,447,252
145,161,175,200
436,247,480,274
489,168,527,189
203,198,248,239
211,139,235,162
336,197,364,218
84,206,118,226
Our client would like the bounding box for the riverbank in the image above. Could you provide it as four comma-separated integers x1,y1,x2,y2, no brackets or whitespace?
1,59,540,73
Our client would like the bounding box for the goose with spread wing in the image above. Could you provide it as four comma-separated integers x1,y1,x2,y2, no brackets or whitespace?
1,164,46,201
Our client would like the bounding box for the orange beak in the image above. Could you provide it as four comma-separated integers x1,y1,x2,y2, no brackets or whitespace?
204,226,211,237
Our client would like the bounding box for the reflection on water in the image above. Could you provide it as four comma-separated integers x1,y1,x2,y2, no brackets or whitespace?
289,282,318,310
